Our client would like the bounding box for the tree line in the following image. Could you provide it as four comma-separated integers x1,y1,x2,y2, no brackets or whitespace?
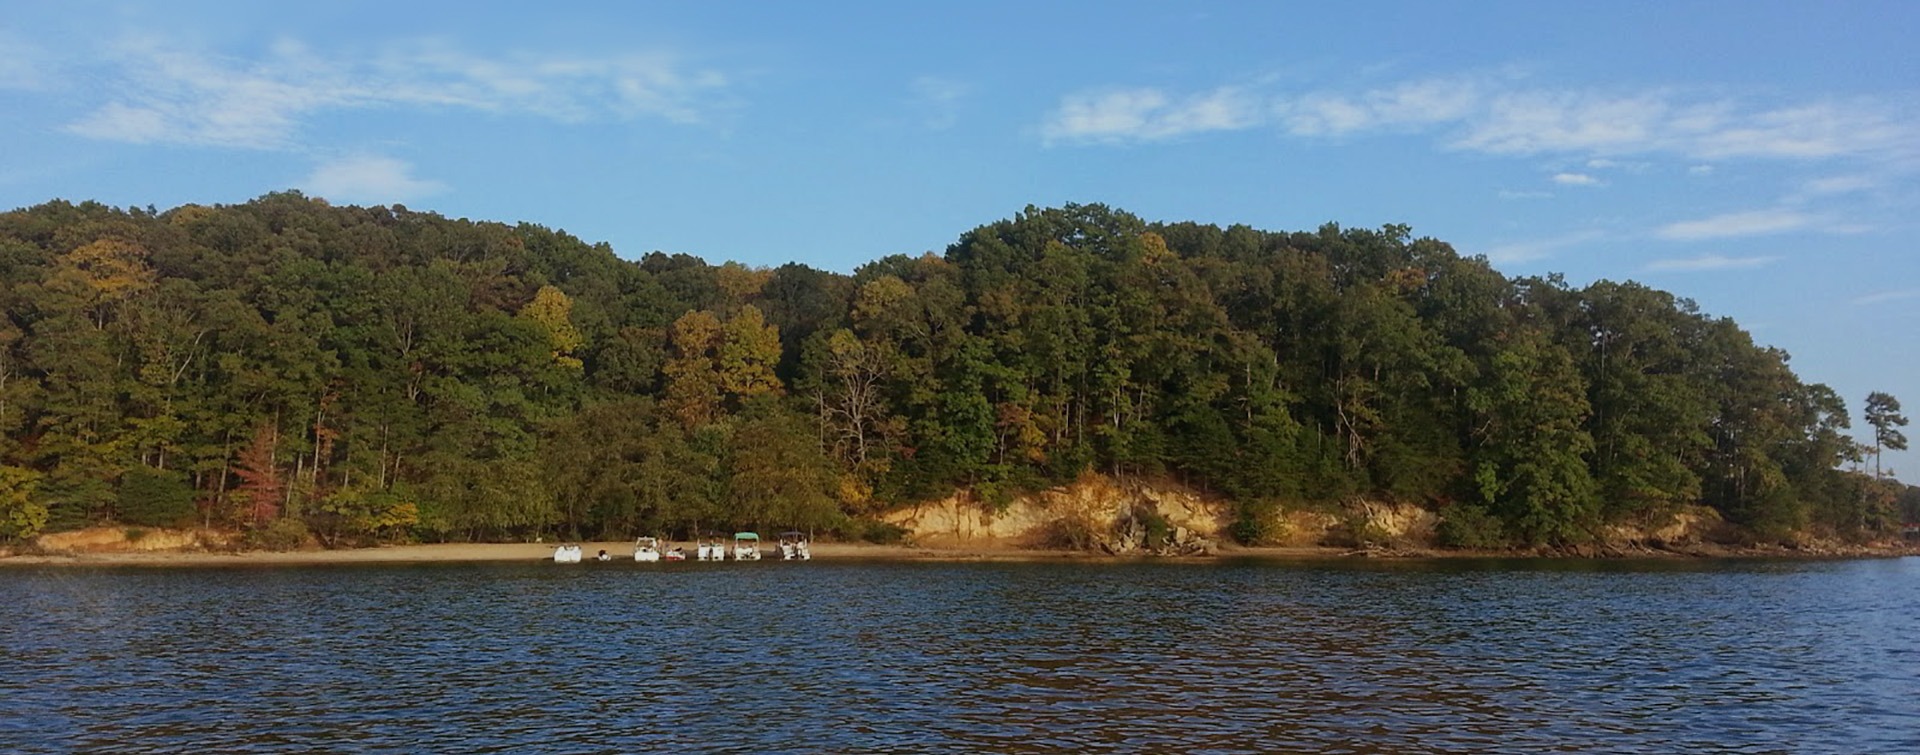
0,194,1912,547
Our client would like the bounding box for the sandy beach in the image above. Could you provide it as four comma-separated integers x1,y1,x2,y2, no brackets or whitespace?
5,524,1910,567
0,536,1377,567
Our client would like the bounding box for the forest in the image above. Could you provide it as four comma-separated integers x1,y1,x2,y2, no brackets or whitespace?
0,194,1913,549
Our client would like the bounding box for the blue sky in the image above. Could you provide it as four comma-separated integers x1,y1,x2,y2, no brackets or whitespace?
2,1,1916,480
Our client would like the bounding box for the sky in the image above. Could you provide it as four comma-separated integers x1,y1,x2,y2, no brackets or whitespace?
2,1,1916,480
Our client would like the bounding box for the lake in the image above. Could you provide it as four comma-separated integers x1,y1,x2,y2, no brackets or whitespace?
3,556,1918,753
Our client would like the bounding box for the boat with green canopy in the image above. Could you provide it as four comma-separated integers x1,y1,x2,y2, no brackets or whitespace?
731,532,762,561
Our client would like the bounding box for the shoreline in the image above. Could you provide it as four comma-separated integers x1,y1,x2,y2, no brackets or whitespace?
3,538,1914,567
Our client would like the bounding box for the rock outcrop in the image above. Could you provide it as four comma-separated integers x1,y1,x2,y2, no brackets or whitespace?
34,527,231,554
881,474,1228,555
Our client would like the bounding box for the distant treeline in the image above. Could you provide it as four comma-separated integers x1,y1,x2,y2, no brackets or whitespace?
0,195,1913,547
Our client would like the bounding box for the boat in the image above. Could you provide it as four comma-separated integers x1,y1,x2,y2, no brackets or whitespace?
552,544,583,563
663,545,688,561
732,531,762,561
697,537,727,561
634,536,662,562
779,531,811,560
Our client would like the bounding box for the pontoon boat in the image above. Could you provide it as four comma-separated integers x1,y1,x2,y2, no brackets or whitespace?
732,531,762,561
779,531,811,560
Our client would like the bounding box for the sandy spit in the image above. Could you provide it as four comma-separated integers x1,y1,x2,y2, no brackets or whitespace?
5,538,1910,568
2,540,1344,567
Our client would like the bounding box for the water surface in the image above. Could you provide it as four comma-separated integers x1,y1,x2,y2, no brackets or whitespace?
4,556,1917,752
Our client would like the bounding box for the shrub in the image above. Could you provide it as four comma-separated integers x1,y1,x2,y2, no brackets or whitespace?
1437,503,1508,549
1230,498,1282,545
1141,511,1171,550
251,518,311,552
854,519,907,544
1323,513,1393,549
1039,515,1098,550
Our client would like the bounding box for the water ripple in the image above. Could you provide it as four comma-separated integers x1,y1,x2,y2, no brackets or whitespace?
2,557,1918,752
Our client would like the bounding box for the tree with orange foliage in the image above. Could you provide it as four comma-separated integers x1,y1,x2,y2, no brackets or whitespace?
234,423,283,527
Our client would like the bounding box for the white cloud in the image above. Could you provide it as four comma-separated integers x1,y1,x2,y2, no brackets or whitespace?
64,36,731,149
1042,86,1259,144
1552,172,1602,186
1454,89,1676,155
1853,288,1920,306
0,32,48,90
1497,189,1553,200
1276,77,1482,136
1044,73,1920,167
909,76,970,130
1801,175,1877,195
1479,230,1603,264
1655,210,1813,240
1643,254,1780,272
1692,102,1912,160
1688,164,1715,175
301,156,446,205
1586,157,1649,172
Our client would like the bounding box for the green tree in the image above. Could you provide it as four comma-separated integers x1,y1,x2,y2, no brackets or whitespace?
0,466,47,541
726,400,840,532
1467,329,1598,545
1864,392,1909,478
117,465,196,527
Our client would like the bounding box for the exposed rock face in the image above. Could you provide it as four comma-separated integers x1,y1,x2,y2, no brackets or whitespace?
35,527,230,553
1356,501,1439,544
881,475,1229,554
1598,506,1727,550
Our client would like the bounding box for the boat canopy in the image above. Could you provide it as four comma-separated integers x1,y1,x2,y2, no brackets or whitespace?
779,531,805,537
734,532,760,540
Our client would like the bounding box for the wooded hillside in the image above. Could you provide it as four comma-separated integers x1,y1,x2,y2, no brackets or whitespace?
0,194,1909,547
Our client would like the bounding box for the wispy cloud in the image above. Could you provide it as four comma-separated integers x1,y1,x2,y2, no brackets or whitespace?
1552,172,1602,186
1655,210,1813,240
1041,86,1259,144
1801,175,1878,196
1643,254,1780,272
1853,288,1920,306
1497,189,1553,200
1276,77,1482,137
0,31,50,90
65,36,731,149
1042,73,1919,166
1479,230,1603,264
909,76,969,130
301,155,445,205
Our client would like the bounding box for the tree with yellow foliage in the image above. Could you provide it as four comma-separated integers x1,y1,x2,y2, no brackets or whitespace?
520,285,584,369
719,304,783,401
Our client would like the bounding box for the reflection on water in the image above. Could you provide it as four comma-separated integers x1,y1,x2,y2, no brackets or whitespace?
4,557,1919,752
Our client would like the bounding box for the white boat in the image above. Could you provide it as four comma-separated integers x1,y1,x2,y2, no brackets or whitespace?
732,532,762,561
634,536,662,562
663,545,688,561
697,538,727,561
779,531,811,560
552,544,583,563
